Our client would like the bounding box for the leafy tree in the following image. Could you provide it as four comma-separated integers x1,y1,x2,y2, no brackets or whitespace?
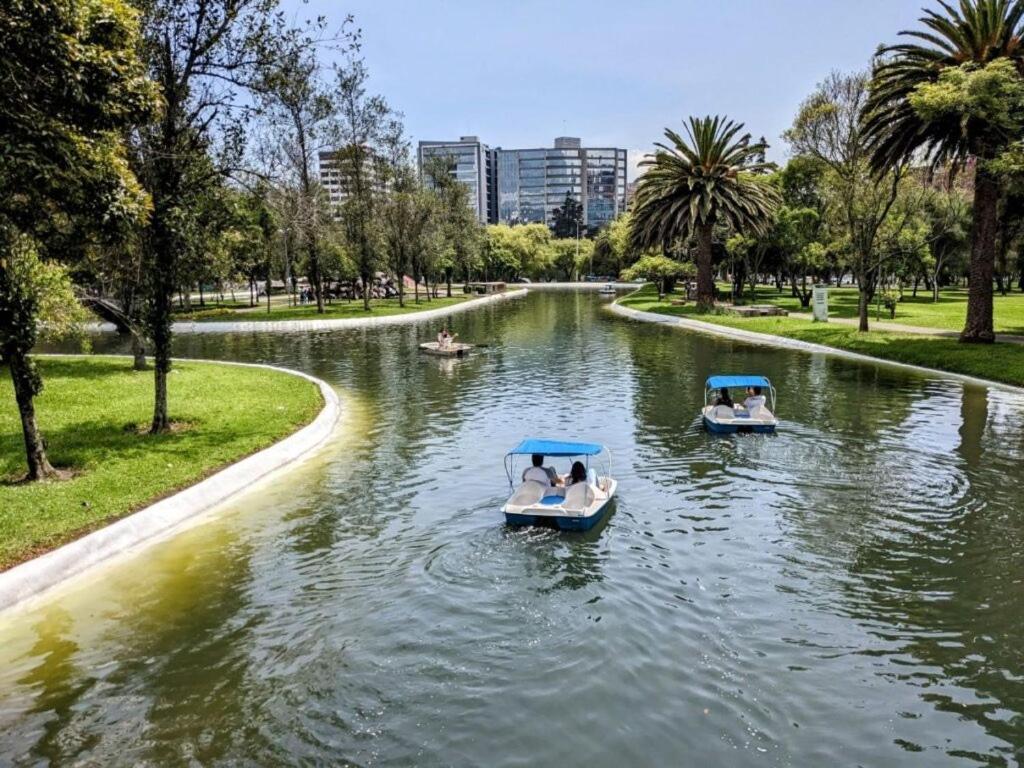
333,52,397,310
133,0,299,432
259,27,351,313
630,116,780,310
551,193,584,239
425,156,483,294
592,213,642,277
1,0,156,479
621,255,696,299
862,0,1024,342
786,71,907,331
381,163,436,306
551,237,593,281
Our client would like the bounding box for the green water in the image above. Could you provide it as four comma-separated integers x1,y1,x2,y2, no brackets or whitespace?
2,291,1024,767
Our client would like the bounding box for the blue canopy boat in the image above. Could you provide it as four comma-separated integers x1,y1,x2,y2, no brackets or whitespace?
501,438,617,531
702,375,778,434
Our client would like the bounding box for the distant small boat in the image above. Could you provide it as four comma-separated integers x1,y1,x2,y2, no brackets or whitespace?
598,283,617,295
419,341,474,358
702,375,778,434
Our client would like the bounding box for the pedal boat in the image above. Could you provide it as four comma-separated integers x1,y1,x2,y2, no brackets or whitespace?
598,283,617,295
419,341,474,358
702,375,778,434
501,438,617,531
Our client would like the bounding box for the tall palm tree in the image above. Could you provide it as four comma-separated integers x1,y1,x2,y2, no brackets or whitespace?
863,0,1024,343
630,116,780,310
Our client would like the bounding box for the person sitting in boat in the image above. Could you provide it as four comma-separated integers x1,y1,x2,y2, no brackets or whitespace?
437,327,452,349
522,454,558,487
743,386,766,412
566,461,588,487
714,388,734,408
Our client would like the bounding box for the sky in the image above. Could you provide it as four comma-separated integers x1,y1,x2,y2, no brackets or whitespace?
282,0,936,178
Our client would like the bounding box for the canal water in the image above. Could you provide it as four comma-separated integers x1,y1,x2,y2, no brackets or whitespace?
2,291,1024,767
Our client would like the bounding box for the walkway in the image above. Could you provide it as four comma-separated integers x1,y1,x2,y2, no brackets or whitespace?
790,312,1024,345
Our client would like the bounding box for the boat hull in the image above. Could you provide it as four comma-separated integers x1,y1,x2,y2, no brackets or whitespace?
504,499,612,531
703,415,776,434
419,342,473,358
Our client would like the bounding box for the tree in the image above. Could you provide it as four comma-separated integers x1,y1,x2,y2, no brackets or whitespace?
551,192,584,239
621,255,696,299
333,52,397,310
1,0,156,479
630,116,781,310
381,164,436,307
134,0,298,432
425,156,482,293
862,0,1024,342
786,72,907,331
258,26,351,313
592,213,642,277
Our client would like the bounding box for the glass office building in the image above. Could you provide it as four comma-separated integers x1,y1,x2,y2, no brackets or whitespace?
495,138,628,232
417,137,498,224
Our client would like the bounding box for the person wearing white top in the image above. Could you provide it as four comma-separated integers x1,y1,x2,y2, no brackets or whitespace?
743,385,766,412
521,454,557,487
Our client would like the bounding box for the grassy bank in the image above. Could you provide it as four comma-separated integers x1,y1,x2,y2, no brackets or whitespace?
179,293,476,322
620,285,1024,388
0,356,324,569
718,283,1024,334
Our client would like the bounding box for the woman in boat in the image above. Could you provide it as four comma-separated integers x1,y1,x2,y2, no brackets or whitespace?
567,461,587,487
437,327,458,350
714,388,734,408
743,386,766,412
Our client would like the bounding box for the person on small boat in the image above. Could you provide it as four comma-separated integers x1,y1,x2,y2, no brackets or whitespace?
437,327,454,349
567,461,588,486
714,388,734,408
743,386,766,412
522,454,559,486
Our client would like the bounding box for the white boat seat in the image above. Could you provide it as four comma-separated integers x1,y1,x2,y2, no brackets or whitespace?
510,480,546,506
563,482,595,512
712,404,736,420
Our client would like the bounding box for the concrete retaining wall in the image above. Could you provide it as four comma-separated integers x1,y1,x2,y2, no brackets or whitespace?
607,300,1023,393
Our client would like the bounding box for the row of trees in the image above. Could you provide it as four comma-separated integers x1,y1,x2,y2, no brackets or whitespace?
626,0,1024,341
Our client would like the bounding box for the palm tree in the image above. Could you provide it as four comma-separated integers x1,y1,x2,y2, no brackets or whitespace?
863,0,1024,343
630,116,780,310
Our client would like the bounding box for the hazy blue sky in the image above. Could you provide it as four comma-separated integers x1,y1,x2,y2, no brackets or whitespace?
284,0,935,176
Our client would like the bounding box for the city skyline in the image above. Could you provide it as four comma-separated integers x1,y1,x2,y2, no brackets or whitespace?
283,0,934,178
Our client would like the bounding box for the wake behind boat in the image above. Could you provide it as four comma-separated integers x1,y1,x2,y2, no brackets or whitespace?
501,438,617,531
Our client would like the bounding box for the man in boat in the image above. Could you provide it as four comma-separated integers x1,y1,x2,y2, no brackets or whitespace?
522,454,559,486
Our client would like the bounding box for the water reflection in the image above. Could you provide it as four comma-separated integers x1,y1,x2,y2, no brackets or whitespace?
4,291,1024,766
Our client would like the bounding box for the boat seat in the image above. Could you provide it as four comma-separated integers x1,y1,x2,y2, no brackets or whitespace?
563,482,595,512
509,480,546,507
711,405,736,420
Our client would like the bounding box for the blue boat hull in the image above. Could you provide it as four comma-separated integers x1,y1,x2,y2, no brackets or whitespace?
504,502,611,531
703,416,776,434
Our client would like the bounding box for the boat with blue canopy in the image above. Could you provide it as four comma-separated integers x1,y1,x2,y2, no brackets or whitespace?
702,375,778,434
501,438,617,531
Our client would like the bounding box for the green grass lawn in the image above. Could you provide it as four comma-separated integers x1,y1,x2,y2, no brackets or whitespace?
179,293,477,322
0,356,324,569
621,285,1024,388
721,283,1024,335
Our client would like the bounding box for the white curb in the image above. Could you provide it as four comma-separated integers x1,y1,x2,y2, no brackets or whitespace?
607,299,1024,394
87,288,528,334
0,358,342,614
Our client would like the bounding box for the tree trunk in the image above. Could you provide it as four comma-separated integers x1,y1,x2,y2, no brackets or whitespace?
398,271,405,307
149,220,174,434
131,333,147,371
961,166,998,343
857,284,871,332
362,273,371,311
695,224,715,311
7,350,57,480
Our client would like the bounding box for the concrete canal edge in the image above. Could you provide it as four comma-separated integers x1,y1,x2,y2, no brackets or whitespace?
85,287,530,334
0,358,342,615
606,299,1024,394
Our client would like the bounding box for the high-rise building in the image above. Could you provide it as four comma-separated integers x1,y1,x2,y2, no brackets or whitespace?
318,148,384,214
496,138,628,232
417,137,498,224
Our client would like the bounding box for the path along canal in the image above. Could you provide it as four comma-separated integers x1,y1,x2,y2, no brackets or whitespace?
2,290,1024,767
